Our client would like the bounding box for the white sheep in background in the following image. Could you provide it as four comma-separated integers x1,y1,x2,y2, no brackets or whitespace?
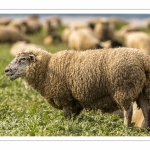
68,27,102,50
124,31,150,55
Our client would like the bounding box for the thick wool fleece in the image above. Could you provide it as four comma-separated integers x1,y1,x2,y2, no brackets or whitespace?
22,47,150,113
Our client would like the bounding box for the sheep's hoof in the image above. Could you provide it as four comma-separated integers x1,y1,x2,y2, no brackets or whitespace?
63,109,71,119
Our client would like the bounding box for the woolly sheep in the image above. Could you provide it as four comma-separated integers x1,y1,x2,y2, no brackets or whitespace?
68,27,102,50
8,19,26,33
0,26,29,43
22,18,42,34
10,41,43,56
94,18,115,41
61,22,89,44
5,47,150,129
43,16,61,34
124,31,150,55
115,24,141,41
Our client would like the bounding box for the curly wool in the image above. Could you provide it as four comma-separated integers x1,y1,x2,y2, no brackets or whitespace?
22,47,150,113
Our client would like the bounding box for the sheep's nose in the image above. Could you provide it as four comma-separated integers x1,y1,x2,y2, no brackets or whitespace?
4,68,10,73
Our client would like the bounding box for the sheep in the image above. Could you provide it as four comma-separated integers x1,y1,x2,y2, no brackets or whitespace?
115,24,141,43
61,22,89,44
22,17,42,34
5,47,150,128
43,16,62,35
94,18,115,41
68,27,103,50
10,41,44,56
4,47,150,129
0,26,29,43
124,31,150,55
8,19,27,33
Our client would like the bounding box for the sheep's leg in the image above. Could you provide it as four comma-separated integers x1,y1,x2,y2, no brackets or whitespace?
138,93,150,129
123,103,133,127
63,107,72,119
72,107,83,118
71,101,83,118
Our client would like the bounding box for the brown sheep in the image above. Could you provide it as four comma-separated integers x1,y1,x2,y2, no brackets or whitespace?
94,18,115,41
8,19,26,33
0,26,29,43
43,16,61,35
22,16,42,34
5,47,150,129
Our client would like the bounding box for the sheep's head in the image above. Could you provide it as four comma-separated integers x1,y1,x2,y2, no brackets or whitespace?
4,52,35,81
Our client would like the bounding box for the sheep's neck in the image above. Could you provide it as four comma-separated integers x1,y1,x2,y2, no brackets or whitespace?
24,59,49,96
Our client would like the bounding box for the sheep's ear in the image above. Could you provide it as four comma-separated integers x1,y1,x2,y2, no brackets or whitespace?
29,54,35,62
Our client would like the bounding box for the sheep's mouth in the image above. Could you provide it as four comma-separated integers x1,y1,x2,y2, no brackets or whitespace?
5,72,19,81
9,75,19,81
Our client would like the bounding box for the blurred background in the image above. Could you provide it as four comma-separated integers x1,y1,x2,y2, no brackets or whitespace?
1,13,150,54
1,14,150,136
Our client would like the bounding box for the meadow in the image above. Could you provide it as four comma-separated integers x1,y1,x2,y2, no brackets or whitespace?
0,22,150,136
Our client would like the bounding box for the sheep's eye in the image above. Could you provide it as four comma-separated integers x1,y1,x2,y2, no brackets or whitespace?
21,58,26,61
19,57,27,63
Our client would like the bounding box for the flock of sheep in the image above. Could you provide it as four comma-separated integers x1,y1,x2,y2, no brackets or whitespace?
2,14,150,131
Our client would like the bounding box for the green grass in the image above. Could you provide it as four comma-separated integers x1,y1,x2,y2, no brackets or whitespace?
1,25,150,136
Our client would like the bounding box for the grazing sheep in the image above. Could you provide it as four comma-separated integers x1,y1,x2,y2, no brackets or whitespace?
5,47,150,129
0,26,29,43
68,27,102,50
22,17,42,34
61,22,88,44
43,16,61,35
8,19,26,33
124,31,150,55
94,18,115,41
10,41,43,56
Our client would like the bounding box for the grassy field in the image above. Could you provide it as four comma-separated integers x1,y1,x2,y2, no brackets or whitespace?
0,24,150,136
